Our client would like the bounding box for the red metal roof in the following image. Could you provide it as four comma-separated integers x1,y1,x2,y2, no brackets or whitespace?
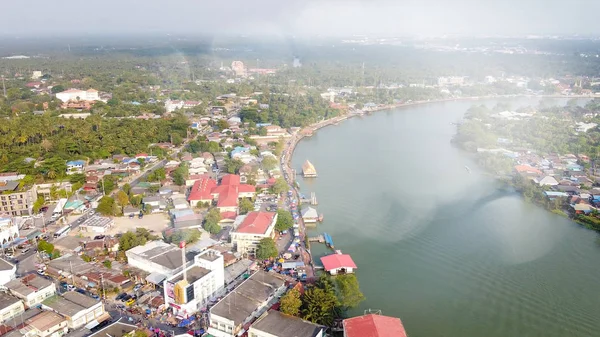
320,254,357,271
343,314,407,337
221,174,241,186
234,211,275,234
217,185,239,208
220,211,237,220
188,176,217,202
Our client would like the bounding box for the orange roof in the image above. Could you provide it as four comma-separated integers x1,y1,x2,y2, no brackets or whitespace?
217,185,239,208
514,165,542,175
235,211,275,234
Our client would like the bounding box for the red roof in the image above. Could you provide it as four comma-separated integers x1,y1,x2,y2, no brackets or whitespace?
235,211,276,234
514,165,542,175
216,185,239,208
136,153,148,158
188,177,217,202
237,184,256,193
320,254,357,271
220,211,237,220
343,314,407,337
221,174,240,186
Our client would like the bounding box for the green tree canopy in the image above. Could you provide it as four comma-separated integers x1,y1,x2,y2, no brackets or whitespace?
239,198,254,215
256,238,278,260
301,278,340,326
280,288,302,316
97,196,116,216
334,274,366,309
118,228,159,251
261,156,278,171
275,209,294,232
271,177,288,195
203,208,222,234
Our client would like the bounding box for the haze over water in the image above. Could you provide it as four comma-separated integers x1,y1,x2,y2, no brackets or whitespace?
292,98,600,337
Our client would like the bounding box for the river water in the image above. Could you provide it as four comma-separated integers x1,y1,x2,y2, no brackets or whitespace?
292,98,600,337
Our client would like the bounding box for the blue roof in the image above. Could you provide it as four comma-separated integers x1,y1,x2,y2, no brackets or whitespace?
67,160,85,166
256,123,272,127
231,146,250,156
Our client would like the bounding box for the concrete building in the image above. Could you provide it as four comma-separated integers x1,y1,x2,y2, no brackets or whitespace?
20,310,68,337
208,271,287,337
0,217,19,249
0,292,25,324
249,310,324,337
42,291,108,329
55,89,99,103
0,258,17,286
34,182,72,202
6,274,56,308
126,241,194,282
230,212,277,256
163,249,225,317
0,184,36,216
78,216,114,234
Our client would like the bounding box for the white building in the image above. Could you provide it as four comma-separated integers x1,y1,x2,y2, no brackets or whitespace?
42,291,108,329
0,217,19,249
126,241,193,283
31,71,42,80
21,310,68,337
79,215,114,233
0,258,16,286
249,310,324,337
0,292,25,323
6,274,57,308
163,249,225,317
56,89,99,103
230,212,277,256
208,271,287,337
165,100,184,113
437,76,465,87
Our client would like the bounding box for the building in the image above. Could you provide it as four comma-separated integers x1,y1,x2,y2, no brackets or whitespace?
31,71,42,80
342,314,407,337
264,126,287,137
55,89,99,103
249,310,324,337
187,174,255,214
230,212,277,256
126,241,194,281
163,249,225,317
0,292,25,323
208,271,287,337
0,258,16,285
34,182,72,202
42,291,108,329
21,310,68,337
87,320,137,337
231,61,246,77
0,218,19,249
66,160,85,175
0,184,36,216
78,216,114,233
437,76,465,87
302,161,317,178
320,253,357,275
534,176,559,186
301,207,319,223
6,274,56,308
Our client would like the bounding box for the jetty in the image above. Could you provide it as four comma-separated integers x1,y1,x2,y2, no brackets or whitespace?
308,232,335,250
302,160,317,178
323,232,335,249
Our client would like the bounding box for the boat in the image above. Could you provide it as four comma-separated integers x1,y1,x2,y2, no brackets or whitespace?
323,232,335,249
302,160,318,178
318,214,324,222
465,165,471,173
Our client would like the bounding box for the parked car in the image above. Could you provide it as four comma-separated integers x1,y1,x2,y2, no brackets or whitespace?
67,284,76,291
125,298,136,306
21,248,30,254
133,284,143,292
94,235,105,240
37,269,45,276
121,294,132,302
91,294,100,300
75,288,86,295
116,293,127,301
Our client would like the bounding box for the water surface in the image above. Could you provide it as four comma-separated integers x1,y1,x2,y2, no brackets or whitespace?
292,98,600,337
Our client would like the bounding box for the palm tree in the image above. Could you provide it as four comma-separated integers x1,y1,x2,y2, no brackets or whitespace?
47,170,57,179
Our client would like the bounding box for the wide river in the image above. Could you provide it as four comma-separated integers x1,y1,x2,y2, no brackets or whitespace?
292,97,600,337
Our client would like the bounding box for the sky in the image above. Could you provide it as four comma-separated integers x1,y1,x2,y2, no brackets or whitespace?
4,0,600,37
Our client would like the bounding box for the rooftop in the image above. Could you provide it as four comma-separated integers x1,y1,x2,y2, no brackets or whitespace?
0,257,15,271
43,291,98,316
88,320,137,337
251,310,323,337
25,311,65,332
6,274,53,296
169,265,211,284
320,254,357,271
343,314,407,337
80,215,112,228
127,241,194,271
233,211,276,235
0,292,21,311
211,271,286,326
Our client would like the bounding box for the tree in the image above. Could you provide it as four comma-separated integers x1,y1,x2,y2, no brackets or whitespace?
301,281,340,326
271,177,288,195
51,85,65,94
97,196,116,216
33,196,45,213
165,229,202,244
256,238,278,259
224,158,244,174
261,156,278,171
216,119,229,131
37,240,54,255
280,289,302,316
173,164,188,186
239,198,254,215
103,260,112,269
122,183,132,196
275,209,294,232
203,208,222,234
335,274,365,309
118,228,159,251
116,190,129,213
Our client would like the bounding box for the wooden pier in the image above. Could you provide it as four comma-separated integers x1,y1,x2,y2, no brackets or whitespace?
309,235,325,243
310,192,318,205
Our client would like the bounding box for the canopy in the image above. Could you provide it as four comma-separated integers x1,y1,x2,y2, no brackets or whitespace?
146,272,167,285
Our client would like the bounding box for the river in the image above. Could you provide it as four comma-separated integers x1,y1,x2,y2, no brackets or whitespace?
291,97,600,337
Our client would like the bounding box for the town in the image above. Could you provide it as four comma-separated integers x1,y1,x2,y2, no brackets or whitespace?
2,33,600,337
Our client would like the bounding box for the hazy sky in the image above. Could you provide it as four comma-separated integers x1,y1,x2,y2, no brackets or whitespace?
5,0,599,37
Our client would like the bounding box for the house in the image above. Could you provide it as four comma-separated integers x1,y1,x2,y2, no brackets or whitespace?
208,271,287,337
187,174,256,213
86,320,137,337
20,310,68,337
231,147,250,159
320,253,357,275
56,89,99,103
142,196,162,208
163,250,225,317
79,216,114,234
125,241,195,283
0,258,17,285
66,160,85,175
0,293,24,324
249,310,324,337
342,314,407,337
301,207,319,223
230,212,277,256
6,274,56,308
514,165,542,176
42,291,108,329
535,176,559,186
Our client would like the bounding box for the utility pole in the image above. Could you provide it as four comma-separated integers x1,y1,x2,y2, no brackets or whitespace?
69,260,75,286
2,75,6,98
101,273,106,300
